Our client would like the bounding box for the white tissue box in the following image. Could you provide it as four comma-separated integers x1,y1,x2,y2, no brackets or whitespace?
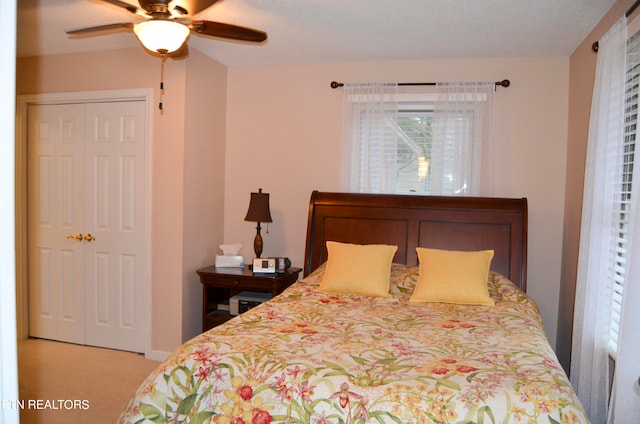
215,255,245,268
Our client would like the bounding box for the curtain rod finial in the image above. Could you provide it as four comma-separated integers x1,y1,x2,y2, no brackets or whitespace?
330,81,344,89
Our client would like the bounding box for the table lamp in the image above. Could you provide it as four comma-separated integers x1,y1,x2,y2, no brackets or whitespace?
244,188,272,258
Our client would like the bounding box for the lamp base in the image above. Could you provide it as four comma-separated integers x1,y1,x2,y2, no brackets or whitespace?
253,233,263,259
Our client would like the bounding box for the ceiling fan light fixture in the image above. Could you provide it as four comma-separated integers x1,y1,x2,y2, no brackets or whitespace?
134,20,189,54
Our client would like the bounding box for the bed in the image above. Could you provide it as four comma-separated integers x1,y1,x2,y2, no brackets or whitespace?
120,191,588,423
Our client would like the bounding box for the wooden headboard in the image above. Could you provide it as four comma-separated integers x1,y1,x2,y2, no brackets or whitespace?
304,191,528,292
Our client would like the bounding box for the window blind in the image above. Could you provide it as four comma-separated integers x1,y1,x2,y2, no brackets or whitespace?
610,30,640,355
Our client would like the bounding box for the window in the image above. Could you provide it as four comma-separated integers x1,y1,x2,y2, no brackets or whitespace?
395,102,434,194
609,30,640,355
342,83,495,196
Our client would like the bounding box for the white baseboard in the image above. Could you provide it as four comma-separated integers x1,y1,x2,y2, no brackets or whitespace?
145,349,170,362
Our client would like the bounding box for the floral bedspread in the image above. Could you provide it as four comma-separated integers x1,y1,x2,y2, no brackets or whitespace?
120,265,588,423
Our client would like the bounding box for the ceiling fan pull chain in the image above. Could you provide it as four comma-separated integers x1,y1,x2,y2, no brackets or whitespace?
159,54,166,111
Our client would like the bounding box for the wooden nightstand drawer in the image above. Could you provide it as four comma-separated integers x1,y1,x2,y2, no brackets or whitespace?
197,265,301,331
204,275,258,288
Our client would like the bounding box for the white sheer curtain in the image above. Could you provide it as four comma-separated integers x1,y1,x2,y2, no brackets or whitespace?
342,83,398,193
429,82,495,195
609,169,640,422
570,16,627,423
342,82,495,195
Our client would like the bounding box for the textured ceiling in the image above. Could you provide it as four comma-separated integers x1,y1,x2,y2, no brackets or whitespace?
17,0,617,67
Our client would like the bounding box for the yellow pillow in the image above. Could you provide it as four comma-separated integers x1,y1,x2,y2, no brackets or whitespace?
410,248,495,306
318,242,398,297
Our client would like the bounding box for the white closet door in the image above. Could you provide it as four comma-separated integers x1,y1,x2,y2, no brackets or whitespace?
28,103,86,344
84,101,146,352
27,100,147,353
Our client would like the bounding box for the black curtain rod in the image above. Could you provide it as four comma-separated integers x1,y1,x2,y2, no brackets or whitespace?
592,0,640,52
330,79,511,89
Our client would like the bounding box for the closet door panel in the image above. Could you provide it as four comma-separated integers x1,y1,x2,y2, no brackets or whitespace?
84,101,146,352
27,103,86,344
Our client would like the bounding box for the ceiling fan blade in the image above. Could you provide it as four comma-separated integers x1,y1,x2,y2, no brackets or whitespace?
188,20,267,43
66,22,134,36
97,0,141,15
171,0,221,16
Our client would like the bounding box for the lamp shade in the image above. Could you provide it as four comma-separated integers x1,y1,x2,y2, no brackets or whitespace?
244,189,272,223
133,20,190,53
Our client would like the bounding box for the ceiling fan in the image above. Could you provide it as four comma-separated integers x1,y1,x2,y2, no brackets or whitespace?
66,0,267,58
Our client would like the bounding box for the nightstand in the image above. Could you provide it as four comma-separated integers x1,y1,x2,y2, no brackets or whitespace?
197,265,302,331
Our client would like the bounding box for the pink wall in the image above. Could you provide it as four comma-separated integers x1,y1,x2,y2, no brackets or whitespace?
224,58,569,349
181,51,227,341
16,48,226,355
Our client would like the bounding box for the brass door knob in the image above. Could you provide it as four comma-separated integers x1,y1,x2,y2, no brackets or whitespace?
84,233,95,242
66,233,83,242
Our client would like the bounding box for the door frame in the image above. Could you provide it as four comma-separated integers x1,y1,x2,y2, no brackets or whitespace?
16,89,154,357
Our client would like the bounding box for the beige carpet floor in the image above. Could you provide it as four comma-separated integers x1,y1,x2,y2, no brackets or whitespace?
18,338,160,424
